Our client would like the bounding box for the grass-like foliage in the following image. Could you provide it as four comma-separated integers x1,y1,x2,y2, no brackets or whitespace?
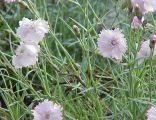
0,0,156,119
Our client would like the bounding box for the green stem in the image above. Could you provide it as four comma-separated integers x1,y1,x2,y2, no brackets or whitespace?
149,47,154,102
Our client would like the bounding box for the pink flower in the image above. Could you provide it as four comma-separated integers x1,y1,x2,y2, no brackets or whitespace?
131,16,142,28
137,40,156,64
147,106,156,120
32,100,63,120
137,40,151,61
5,0,16,3
97,28,127,60
16,18,49,44
131,0,156,14
12,43,40,69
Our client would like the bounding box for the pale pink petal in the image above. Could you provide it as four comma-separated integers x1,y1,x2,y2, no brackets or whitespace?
147,106,156,120
5,0,16,3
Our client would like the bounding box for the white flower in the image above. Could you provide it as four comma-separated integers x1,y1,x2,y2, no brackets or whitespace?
131,0,156,14
12,43,40,69
32,100,63,120
137,40,156,64
147,106,156,120
16,18,49,44
5,0,16,3
97,28,127,60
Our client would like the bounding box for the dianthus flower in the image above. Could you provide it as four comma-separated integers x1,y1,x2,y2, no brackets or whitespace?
97,28,127,60
12,43,40,69
131,0,156,14
137,40,156,64
32,100,63,120
16,18,49,44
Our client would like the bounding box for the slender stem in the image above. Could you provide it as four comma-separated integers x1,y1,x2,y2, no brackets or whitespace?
149,47,154,102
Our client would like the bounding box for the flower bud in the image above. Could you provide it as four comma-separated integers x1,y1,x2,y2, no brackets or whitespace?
73,25,80,37
131,16,141,28
150,35,156,49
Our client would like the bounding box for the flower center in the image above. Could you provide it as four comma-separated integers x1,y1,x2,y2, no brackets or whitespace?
111,38,119,46
19,48,24,54
44,112,50,120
